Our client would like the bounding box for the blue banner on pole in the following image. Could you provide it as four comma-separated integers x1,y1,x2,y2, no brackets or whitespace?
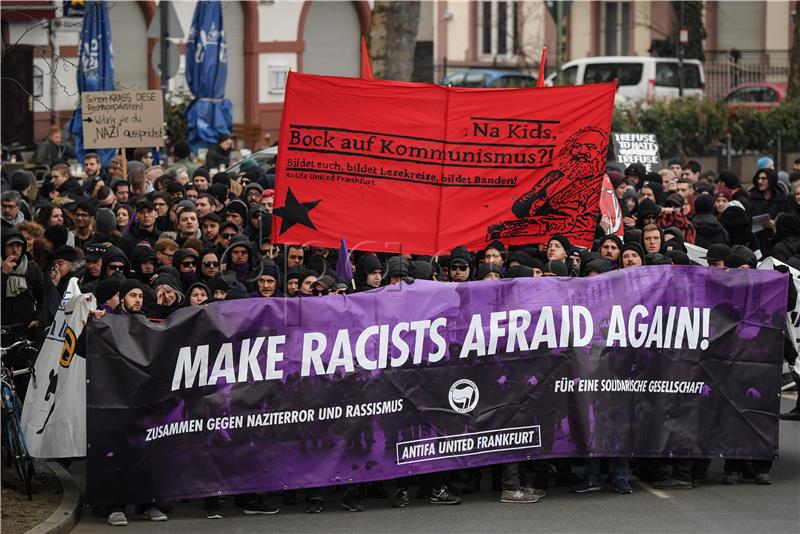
185,0,233,153
66,0,116,167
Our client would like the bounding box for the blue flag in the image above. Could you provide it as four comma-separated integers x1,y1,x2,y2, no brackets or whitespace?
66,0,116,167
336,237,353,284
185,0,233,153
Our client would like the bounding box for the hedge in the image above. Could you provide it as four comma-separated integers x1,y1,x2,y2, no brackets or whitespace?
612,97,800,157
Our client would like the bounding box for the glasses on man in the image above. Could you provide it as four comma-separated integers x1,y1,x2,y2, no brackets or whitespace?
108,264,125,272
451,264,469,272
259,249,270,256
181,261,197,268
202,261,219,268
221,233,236,240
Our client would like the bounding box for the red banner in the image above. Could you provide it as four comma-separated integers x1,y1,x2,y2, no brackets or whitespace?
273,72,615,255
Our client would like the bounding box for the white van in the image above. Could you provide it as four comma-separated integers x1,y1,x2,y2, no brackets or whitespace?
545,56,705,105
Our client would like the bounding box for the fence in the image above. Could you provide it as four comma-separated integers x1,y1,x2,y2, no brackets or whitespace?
703,50,790,100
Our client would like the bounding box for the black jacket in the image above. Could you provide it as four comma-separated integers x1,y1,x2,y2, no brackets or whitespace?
692,213,730,249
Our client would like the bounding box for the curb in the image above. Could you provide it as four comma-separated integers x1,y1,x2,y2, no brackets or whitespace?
24,461,82,534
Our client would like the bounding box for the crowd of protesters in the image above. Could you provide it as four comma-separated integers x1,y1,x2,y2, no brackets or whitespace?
2,131,799,525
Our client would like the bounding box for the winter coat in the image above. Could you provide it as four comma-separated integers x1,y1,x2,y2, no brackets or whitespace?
692,213,730,249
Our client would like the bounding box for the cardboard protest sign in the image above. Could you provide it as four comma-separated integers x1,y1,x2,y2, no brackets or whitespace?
81,90,164,148
273,72,616,254
612,132,660,172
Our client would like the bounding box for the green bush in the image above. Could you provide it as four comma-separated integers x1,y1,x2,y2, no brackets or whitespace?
612,97,799,157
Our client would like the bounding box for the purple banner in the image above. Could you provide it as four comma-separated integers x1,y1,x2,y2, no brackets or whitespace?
86,266,787,505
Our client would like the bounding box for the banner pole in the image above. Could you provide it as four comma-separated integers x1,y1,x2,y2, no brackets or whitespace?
121,148,128,181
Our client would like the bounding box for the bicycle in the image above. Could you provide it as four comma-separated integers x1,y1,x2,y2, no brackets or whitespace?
1,338,38,500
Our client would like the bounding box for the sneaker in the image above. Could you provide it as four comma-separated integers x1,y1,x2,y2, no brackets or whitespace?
755,473,772,485
140,506,168,522
520,486,546,498
107,511,128,527
390,488,410,508
613,479,633,494
780,406,800,420
653,478,692,490
340,493,364,512
429,486,462,505
500,489,538,503
206,508,223,520
243,498,280,515
722,472,742,485
305,499,323,513
571,479,602,494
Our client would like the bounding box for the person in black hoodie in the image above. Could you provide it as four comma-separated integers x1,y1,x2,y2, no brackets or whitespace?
634,198,661,229
130,244,158,285
355,254,383,292
221,236,258,291
719,203,760,253
173,248,200,292
151,273,185,319
253,260,282,298
749,168,786,256
692,193,729,248
770,213,800,264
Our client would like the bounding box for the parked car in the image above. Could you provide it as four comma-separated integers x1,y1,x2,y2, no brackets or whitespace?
545,56,705,105
440,69,537,88
227,145,278,175
722,82,788,110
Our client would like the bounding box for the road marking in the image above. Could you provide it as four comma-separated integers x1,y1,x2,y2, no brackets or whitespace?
633,480,671,499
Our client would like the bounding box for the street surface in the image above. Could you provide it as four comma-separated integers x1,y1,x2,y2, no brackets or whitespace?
72,396,799,533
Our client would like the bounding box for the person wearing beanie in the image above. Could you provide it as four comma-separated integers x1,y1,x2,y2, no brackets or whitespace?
117,278,145,314
691,193,729,249
254,260,282,298
448,246,472,282
243,182,264,208
624,163,647,188
507,250,534,268
665,250,692,265
298,269,318,296
702,243,731,268
597,235,622,262
723,254,750,269
506,264,534,278
542,260,568,277
583,258,617,276
476,262,502,281
93,275,123,312
529,258,544,277
225,199,248,229
546,235,571,262
356,254,383,291
619,242,644,268
191,167,210,189
284,265,303,297
186,281,211,306
482,240,505,268
312,274,337,295
757,156,775,170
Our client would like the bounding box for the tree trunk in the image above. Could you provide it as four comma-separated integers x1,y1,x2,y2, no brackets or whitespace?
789,1,800,99
369,1,421,81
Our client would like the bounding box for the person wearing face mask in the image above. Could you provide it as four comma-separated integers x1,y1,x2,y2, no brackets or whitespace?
173,248,200,292
221,237,258,291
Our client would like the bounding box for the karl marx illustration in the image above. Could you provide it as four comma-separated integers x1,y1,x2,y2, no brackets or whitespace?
487,126,609,241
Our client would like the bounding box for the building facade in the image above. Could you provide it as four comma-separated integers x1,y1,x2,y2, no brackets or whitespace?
1,1,795,150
